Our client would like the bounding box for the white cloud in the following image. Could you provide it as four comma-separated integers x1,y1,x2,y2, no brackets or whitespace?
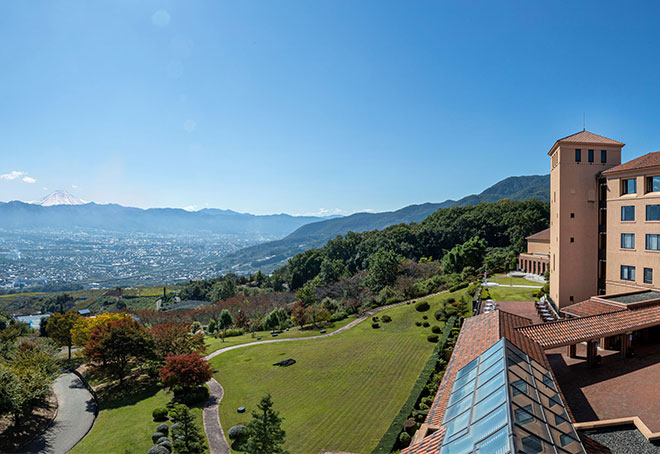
1,170,25,180
71,184,79,189
297,208,346,217
42,187,48,191
152,10,170,27
22,176,36,184
183,205,198,212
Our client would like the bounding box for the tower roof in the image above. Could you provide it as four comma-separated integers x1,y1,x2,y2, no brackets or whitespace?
547,130,625,155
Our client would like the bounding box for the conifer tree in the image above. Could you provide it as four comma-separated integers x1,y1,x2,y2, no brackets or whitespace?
245,394,287,454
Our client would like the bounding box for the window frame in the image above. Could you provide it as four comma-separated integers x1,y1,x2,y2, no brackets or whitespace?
575,149,581,163
647,205,660,221
621,205,635,222
588,149,594,163
646,234,660,251
601,150,607,163
621,233,635,249
647,176,660,193
644,268,653,284
621,178,637,195
621,265,636,282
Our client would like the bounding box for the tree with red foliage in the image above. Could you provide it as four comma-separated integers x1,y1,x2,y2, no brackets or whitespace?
291,301,308,329
159,352,213,391
84,318,154,383
152,322,205,360
234,309,251,330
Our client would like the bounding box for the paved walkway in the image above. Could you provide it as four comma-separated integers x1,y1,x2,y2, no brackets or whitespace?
19,372,96,454
201,292,445,454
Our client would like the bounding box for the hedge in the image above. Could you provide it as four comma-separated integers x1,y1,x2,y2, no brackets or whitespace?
371,316,457,454
449,282,469,293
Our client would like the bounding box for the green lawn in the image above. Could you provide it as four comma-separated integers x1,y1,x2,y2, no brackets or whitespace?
487,285,538,301
210,292,462,453
70,385,206,454
204,316,357,353
488,274,543,287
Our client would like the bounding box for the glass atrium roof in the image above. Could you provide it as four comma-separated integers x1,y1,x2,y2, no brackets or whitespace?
439,338,586,454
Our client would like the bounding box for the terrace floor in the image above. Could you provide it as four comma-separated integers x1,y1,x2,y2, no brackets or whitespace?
548,341,660,433
485,300,544,324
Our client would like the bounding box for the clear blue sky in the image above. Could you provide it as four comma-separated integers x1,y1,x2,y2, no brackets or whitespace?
2,1,660,215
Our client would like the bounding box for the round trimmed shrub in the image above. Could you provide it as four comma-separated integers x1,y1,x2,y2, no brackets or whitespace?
158,438,172,451
402,418,417,434
431,325,441,334
423,321,430,327
382,315,392,323
157,437,170,445
372,316,379,322
148,445,170,454
427,334,439,343
422,396,434,406
156,423,169,435
228,424,248,440
415,301,430,312
415,321,422,327
415,412,426,422
418,402,430,410
152,431,165,444
152,407,168,421
399,431,411,445
422,315,428,320
372,322,380,329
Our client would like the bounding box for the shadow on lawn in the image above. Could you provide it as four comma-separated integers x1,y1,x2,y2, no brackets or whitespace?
98,380,162,411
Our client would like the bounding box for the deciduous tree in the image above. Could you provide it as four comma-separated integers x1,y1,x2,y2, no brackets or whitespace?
159,352,212,391
152,322,205,359
46,310,80,359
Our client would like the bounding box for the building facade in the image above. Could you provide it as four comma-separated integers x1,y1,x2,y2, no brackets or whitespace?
518,228,550,275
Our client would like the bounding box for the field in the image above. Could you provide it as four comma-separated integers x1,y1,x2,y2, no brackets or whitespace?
204,316,357,353
488,274,544,286
210,291,463,453
70,384,206,454
487,285,539,301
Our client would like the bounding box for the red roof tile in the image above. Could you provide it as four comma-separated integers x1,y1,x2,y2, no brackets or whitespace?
517,304,660,349
526,228,550,242
400,428,446,454
548,130,624,155
561,299,626,318
602,151,660,175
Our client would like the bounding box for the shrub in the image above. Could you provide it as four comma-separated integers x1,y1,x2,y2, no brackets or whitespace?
156,423,169,435
228,424,248,440
381,315,392,323
418,402,429,410
431,325,441,334
422,322,430,328
372,316,379,322
399,431,411,445
157,436,170,445
446,296,457,304
415,301,430,312
158,439,172,452
174,385,209,405
223,328,243,337
415,321,422,327
148,445,170,454
402,419,417,434
427,334,439,343
372,322,380,329
330,310,348,322
152,431,166,444
422,396,434,406
422,315,428,320
153,407,169,421
449,282,469,292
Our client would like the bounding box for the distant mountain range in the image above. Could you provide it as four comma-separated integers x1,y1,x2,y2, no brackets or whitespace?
0,194,331,238
216,174,550,274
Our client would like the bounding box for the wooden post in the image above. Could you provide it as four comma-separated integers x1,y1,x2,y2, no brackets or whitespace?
587,340,597,367
568,344,577,358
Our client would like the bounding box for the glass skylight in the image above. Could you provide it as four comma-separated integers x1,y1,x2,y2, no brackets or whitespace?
439,338,586,454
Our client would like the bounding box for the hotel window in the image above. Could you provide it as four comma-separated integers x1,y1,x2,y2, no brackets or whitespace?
588,149,594,163
648,176,660,193
645,268,653,284
646,234,660,250
601,150,607,163
621,205,635,221
647,205,660,221
570,212,575,218
621,265,636,281
621,178,637,194
621,233,635,249
575,149,581,162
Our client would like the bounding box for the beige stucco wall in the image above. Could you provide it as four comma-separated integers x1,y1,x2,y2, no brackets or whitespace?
550,145,622,307
605,169,660,293
527,240,550,255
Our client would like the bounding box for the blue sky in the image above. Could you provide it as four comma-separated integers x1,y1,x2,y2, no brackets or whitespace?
2,1,660,215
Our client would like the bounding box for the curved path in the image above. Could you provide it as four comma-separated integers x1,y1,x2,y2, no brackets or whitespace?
201,292,445,454
19,372,96,454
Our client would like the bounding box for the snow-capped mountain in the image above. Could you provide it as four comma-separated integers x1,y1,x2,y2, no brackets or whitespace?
37,190,86,206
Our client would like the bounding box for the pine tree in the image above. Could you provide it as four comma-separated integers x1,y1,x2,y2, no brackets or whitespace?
170,403,205,454
245,394,287,454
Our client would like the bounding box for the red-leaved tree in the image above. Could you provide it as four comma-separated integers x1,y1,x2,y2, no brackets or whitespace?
291,301,308,329
159,352,213,391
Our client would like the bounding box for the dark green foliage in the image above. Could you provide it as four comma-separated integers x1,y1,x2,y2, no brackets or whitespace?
228,424,248,440
372,317,457,454
152,432,165,444
422,322,430,328
365,249,403,292
427,334,439,343
398,432,411,446
381,315,392,323
152,407,169,421
415,321,422,327
442,236,487,274
245,394,287,454
173,386,209,406
372,322,380,329
415,301,430,312
170,403,205,454
157,423,169,434
422,315,428,320
431,325,441,334
449,282,469,292
147,445,170,454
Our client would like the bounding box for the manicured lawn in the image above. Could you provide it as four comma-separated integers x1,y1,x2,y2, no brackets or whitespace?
204,316,357,353
210,292,463,453
70,384,206,454
487,285,538,301
488,274,543,286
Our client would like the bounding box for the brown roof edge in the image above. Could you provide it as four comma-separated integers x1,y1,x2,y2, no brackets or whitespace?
526,228,550,242
547,130,625,156
601,151,660,176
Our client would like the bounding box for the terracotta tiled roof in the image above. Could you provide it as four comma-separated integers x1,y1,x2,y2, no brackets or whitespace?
561,299,626,318
526,227,550,242
400,427,445,454
548,130,624,155
601,151,660,176
517,304,660,349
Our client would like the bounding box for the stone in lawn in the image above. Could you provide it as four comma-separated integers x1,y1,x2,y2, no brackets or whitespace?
273,358,296,367
237,406,246,413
